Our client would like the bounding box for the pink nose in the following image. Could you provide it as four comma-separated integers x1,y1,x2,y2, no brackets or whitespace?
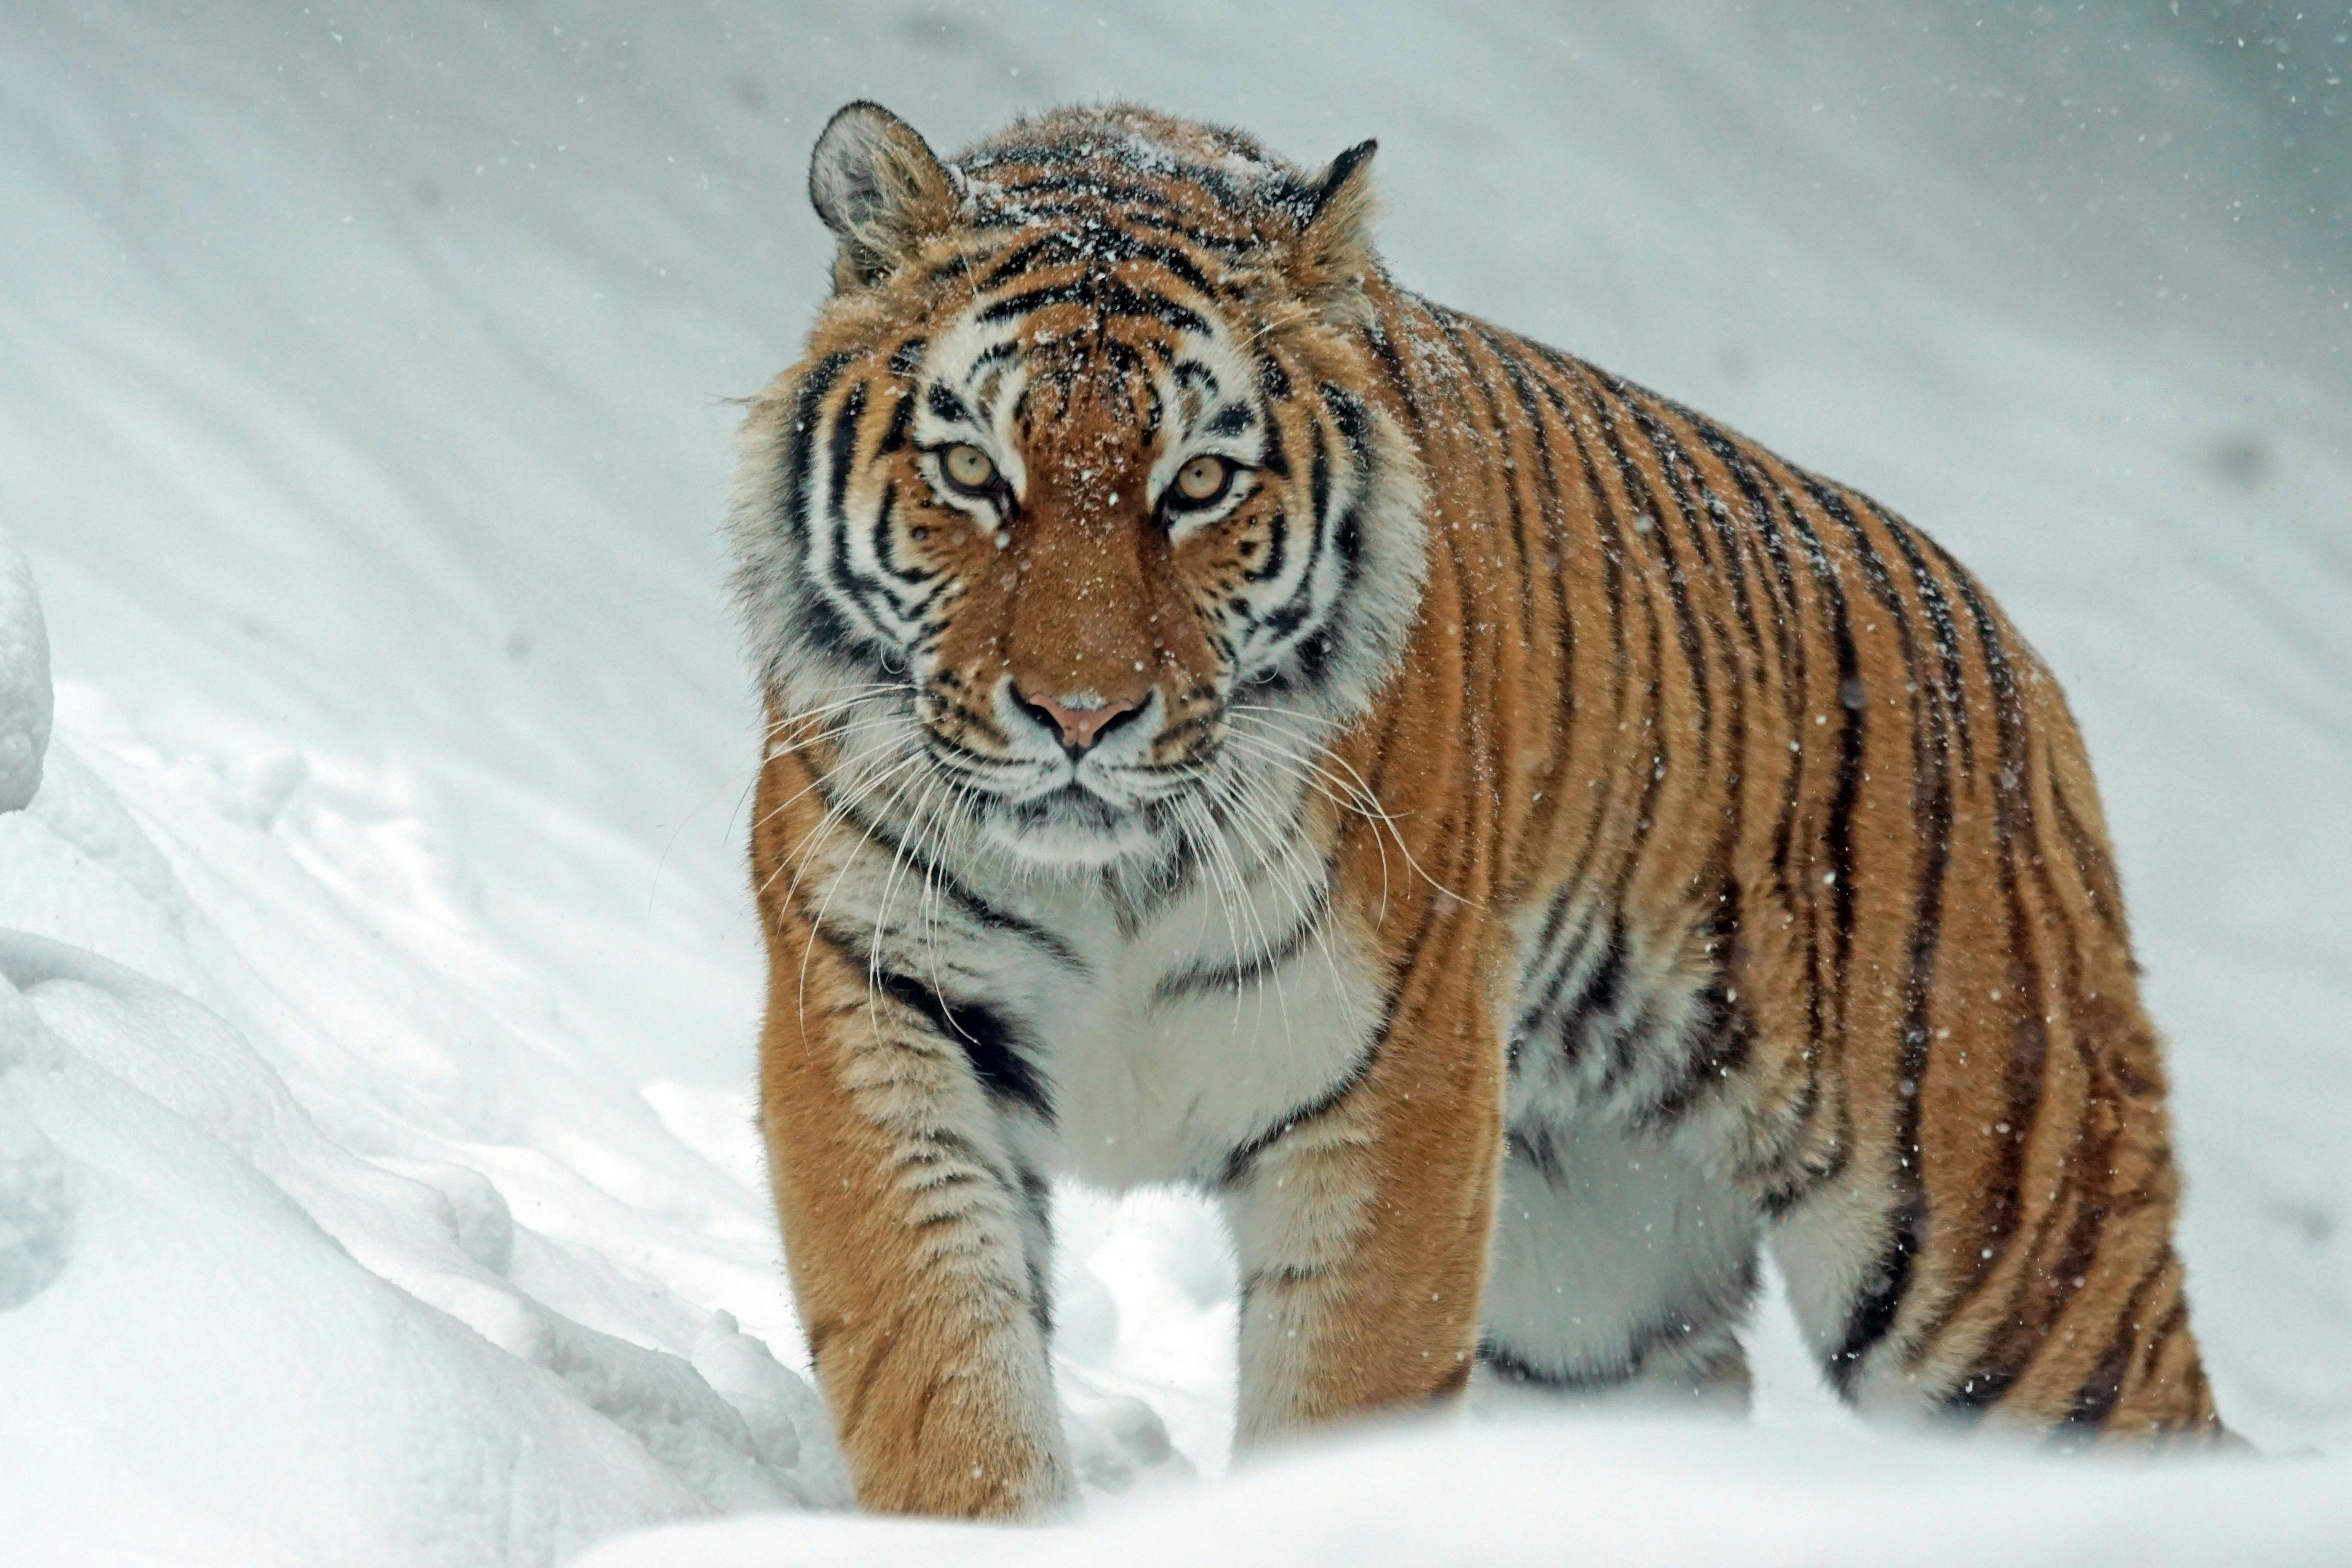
1020,691,1138,752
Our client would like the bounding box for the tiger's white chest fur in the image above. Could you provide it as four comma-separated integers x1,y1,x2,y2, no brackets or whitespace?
960,854,1384,1191
816,784,1385,1193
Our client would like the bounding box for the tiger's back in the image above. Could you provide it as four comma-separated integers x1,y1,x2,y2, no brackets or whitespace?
733,101,2221,1519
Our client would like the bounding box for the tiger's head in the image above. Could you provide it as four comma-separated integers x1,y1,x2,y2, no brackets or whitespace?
730,103,1426,872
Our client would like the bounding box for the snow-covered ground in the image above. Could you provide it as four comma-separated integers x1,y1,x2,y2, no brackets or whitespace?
0,3,2345,1564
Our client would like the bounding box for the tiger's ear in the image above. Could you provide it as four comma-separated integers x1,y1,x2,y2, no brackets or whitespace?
808,102,961,292
1286,139,1380,320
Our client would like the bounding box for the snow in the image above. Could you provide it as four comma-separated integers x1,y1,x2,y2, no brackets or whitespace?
577,1419,2350,1568
0,532,52,813
0,2,2345,1565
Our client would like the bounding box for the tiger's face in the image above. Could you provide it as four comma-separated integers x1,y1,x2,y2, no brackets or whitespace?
731,103,1425,871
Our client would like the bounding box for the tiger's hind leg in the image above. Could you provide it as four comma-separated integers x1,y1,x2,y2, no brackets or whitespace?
1476,1114,1762,1412
1766,1145,2225,1441
1751,941,2228,1441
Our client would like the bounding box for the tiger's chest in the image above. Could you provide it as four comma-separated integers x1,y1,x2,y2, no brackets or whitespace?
970,869,1385,1191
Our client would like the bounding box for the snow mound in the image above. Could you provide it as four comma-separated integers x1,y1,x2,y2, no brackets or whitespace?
0,530,51,813
0,768,821,1567
578,1418,2352,1568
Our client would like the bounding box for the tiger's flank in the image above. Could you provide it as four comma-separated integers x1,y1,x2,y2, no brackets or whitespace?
726,100,2227,1518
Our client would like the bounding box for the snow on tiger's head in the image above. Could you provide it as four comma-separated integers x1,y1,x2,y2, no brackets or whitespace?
728,102,1426,869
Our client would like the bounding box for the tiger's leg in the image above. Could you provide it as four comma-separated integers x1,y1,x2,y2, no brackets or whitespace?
1215,980,1505,1448
757,922,1071,1517
1478,1115,1762,1410
1759,956,2225,1440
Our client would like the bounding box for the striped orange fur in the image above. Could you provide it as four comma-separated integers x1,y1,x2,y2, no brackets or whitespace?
730,102,2225,1518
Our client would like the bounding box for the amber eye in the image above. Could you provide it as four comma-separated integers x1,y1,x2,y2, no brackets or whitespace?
940,443,998,496
1167,454,1234,510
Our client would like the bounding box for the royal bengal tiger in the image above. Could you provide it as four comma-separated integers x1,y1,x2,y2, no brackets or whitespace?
726,100,2227,1517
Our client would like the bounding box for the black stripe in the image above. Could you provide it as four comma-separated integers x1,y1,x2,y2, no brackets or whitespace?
1481,1251,1757,1390
976,276,1209,335
992,172,1188,214
965,200,1261,254
1506,1123,1563,1181
1476,1341,1628,1395
1018,1166,1054,1339
1219,1043,1374,1188
1743,457,1860,1191
2136,1291,2192,1386
1621,394,1766,844
1118,210,1261,252
1680,418,1833,1192
779,354,855,548
1256,396,1292,480
2051,1248,2173,1441
1204,403,1254,438
826,381,867,519
871,968,1054,1124
1581,368,1713,782
926,383,974,425
1154,878,1332,1002
921,245,987,285
1593,376,1718,783
960,139,1266,219
967,338,1024,380
800,772,1092,975
1807,481,1943,1228
765,356,869,675
1436,318,1537,653
1473,327,1576,777
1256,351,1292,401
977,225,1218,296
867,483,937,589
875,392,915,456
1248,421,1334,655
1241,508,1290,584
815,380,904,652
1319,381,1372,463
1945,1361,2024,1416
1935,538,2051,1268
1638,891,1757,1129
2048,776,2126,943
1512,893,1595,1048
1866,499,1974,773
1362,317,1424,430
1826,1195,1925,1396
1527,361,1637,909
1620,405,1758,996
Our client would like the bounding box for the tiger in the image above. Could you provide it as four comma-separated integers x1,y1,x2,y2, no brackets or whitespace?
726,99,2228,1518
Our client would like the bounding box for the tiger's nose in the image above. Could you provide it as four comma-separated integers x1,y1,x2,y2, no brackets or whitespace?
1016,688,1139,753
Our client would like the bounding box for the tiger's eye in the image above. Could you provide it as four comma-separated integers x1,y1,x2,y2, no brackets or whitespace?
1172,455,1230,506
942,444,997,494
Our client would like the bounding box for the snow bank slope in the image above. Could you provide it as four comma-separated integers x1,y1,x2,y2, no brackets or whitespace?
0,1,2346,1565
0,931,779,1566
582,1419,2352,1568
0,563,838,1565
